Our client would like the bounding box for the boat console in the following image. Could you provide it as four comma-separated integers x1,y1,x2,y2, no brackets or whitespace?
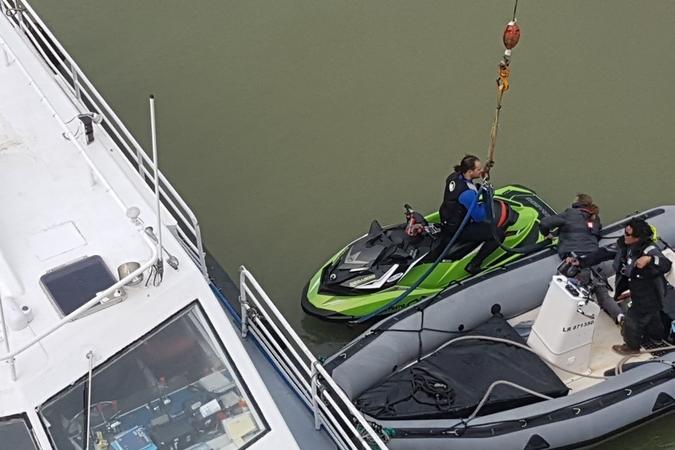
527,276,600,382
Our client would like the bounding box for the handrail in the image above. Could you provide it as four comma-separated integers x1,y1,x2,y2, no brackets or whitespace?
239,266,389,450
0,0,208,279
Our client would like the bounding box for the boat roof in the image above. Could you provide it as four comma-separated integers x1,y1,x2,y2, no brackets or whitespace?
0,10,301,450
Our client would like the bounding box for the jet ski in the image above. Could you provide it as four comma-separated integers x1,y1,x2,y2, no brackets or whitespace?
302,184,556,320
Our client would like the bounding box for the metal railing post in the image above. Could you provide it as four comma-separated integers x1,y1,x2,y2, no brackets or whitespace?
71,62,80,100
8,357,16,381
239,266,248,338
0,294,16,381
135,144,144,176
16,2,24,29
194,222,208,279
310,361,321,430
85,351,94,450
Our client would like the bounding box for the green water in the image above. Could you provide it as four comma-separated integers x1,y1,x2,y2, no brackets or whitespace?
30,1,675,447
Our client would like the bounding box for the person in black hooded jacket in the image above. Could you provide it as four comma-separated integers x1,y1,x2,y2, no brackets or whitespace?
611,218,672,355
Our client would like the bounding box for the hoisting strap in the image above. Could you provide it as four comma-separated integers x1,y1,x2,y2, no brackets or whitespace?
484,0,520,181
485,61,511,181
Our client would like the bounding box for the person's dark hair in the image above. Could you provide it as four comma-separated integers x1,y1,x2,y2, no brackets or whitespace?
575,193,599,216
575,193,593,207
454,154,480,173
626,218,653,241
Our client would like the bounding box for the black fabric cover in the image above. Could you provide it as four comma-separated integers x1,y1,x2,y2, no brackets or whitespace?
355,316,569,420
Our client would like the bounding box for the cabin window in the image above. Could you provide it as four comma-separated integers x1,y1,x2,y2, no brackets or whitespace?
39,304,267,449
0,415,40,450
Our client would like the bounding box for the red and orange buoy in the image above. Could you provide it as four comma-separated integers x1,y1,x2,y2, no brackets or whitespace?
502,20,521,56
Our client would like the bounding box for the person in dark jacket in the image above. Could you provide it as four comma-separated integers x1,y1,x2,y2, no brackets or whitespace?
612,218,672,355
540,194,623,323
539,193,602,259
436,155,505,275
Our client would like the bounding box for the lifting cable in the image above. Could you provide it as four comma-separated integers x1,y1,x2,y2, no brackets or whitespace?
484,0,520,180
483,0,552,255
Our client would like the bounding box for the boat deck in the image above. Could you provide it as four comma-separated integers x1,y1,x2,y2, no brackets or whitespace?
566,310,651,392
510,305,653,393
0,9,339,449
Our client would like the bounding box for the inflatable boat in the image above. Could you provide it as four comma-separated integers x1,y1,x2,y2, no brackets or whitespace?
325,206,675,449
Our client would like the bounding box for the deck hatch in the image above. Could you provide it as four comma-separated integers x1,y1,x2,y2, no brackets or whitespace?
40,255,117,316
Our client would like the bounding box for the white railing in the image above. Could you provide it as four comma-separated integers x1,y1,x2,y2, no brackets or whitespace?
0,0,208,278
239,266,389,450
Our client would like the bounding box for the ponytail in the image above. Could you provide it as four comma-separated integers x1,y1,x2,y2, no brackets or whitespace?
454,154,480,173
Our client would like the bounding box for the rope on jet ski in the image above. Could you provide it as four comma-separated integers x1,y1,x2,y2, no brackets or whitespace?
352,188,483,324
483,0,521,180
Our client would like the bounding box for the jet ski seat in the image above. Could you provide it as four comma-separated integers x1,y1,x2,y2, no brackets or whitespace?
445,240,480,261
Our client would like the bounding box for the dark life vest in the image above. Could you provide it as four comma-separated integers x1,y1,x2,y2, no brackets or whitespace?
439,172,472,231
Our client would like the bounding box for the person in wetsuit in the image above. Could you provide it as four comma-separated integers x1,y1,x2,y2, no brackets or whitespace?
539,194,624,324
437,154,505,275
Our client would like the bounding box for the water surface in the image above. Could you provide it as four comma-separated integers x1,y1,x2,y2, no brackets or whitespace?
30,1,675,447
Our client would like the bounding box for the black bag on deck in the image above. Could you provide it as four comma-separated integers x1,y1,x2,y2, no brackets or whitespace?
355,316,569,420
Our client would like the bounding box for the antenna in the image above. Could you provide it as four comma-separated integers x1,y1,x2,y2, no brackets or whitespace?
149,95,164,282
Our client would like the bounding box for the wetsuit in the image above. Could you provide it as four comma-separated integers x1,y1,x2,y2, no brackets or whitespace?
437,172,504,272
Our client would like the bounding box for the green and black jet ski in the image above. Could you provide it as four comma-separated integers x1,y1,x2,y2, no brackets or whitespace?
302,185,556,320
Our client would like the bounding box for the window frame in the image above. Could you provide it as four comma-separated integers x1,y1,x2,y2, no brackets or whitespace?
0,413,41,450
37,299,270,450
